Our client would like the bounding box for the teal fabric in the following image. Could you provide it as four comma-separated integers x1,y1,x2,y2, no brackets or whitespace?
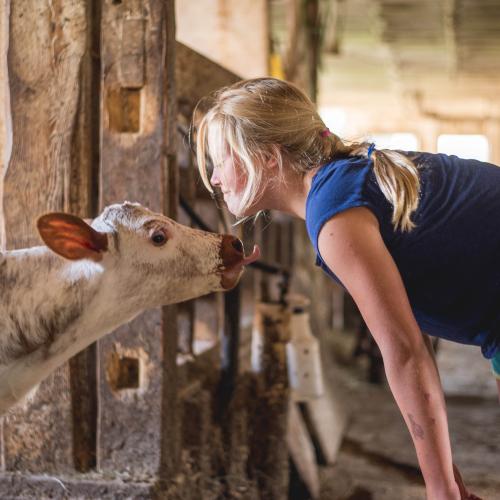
491,350,500,377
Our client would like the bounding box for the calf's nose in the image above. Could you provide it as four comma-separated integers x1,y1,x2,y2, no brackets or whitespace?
231,238,243,254
220,234,244,267
219,234,261,290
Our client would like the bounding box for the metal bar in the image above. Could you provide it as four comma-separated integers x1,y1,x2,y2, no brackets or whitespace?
216,284,242,419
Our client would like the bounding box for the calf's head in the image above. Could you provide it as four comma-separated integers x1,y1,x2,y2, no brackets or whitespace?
37,202,260,309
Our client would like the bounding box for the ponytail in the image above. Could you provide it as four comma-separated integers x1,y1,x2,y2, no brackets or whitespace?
353,143,420,232
195,77,420,231
325,137,420,232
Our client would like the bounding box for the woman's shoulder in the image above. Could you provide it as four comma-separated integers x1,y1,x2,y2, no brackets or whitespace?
307,155,373,203
305,156,382,248
311,155,372,181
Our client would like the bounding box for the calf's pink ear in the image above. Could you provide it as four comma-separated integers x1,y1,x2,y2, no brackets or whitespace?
37,213,108,262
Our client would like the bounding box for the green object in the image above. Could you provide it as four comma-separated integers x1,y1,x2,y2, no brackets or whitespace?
491,350,500,379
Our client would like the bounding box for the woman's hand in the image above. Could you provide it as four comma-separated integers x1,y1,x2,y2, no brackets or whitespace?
452,463,483,500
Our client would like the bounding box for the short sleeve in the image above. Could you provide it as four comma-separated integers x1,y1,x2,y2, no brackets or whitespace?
305,157,384,258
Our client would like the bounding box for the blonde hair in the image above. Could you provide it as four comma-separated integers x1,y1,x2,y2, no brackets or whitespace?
195,77,420,232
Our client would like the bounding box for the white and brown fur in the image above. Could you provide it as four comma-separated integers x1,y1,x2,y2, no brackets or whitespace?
0,202,244,414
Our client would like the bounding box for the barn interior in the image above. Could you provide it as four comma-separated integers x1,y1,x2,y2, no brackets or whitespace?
0,0,499,499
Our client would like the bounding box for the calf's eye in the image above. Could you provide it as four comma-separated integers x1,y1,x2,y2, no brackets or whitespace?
151,230,167,246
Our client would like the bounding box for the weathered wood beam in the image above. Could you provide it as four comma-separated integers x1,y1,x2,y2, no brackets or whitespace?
0,0,11,472
247,303,291,500
0,0,11,252
97,0,176,478
159,0,181,486
2,0,87,473
68,0,102,473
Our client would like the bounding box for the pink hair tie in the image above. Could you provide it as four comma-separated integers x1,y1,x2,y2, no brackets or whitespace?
320,128,333,138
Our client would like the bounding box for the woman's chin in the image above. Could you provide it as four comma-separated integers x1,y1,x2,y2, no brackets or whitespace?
236,208,260,218
226,204,252,218
226,205,243,217
224,198,262,218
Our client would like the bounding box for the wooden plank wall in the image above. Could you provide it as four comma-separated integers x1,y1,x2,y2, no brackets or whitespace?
0,4,306,497
0,0,179,479
1,0,88,472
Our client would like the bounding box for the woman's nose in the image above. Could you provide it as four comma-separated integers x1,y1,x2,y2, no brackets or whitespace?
210,169,220,187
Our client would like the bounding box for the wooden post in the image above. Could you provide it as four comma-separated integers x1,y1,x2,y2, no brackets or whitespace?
0,0,11,252
247,303,291,500
2,0,87,473
217,286,241,416
67,0,102,473
98,0,177,477
0,0,10,472
159,0,181,486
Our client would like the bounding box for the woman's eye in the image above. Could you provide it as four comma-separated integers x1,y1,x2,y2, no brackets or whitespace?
151,231,167,246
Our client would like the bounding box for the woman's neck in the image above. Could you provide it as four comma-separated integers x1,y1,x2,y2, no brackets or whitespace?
263,167,320,220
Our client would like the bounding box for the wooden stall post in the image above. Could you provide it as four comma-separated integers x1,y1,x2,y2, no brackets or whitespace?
67,0,102,473
159,0,181,488
0,0,10,252
97,0,178,479
247,302,291,500
1,0,88,473
0,0,10,471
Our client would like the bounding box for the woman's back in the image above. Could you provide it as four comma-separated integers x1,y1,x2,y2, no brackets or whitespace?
196,77,496,496
306,152,500,358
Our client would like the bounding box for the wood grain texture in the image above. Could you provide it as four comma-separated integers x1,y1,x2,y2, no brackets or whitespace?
97,0,175,477
175,41,239,117
247,303,291,500
0,0,11,252
158,0,180,482
4,0,86,248
2,0,87,473
0,0,10,469
67,0,101,474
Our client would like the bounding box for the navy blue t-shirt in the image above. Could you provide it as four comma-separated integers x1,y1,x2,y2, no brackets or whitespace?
305,152,500,359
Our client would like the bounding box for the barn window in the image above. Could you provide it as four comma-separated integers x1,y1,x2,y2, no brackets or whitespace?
367,133,419,152
319,106,347,137
437,134,490,162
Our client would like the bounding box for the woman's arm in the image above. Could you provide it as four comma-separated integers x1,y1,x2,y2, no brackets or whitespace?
406,335,476,498
318,207,461,499
422,335,438,372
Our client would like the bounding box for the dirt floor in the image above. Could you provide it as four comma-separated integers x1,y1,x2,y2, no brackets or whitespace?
318,332,500,500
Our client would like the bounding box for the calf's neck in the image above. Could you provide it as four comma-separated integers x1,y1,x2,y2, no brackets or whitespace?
0,201,259,413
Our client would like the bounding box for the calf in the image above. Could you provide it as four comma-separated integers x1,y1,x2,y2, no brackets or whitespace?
0,201,259,414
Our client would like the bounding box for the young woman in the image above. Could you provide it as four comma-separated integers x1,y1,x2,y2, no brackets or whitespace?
195,77,496,499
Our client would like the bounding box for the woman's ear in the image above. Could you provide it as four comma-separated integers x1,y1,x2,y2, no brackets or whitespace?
265,145,282,171
267,156,279,170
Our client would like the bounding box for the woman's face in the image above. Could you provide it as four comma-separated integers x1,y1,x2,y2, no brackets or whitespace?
210,152,250,216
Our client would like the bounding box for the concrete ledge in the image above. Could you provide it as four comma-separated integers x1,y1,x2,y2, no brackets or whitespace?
0,472,153,499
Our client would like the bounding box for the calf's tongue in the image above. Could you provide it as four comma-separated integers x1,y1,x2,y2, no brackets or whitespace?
220,244,261,290
241,244,260,266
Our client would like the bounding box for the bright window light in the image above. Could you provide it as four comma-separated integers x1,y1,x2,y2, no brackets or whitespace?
368,133,419,152
437,134,490,162
319,106,347,137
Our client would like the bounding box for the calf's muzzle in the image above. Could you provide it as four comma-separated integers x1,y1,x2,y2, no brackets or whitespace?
219,234,260,289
